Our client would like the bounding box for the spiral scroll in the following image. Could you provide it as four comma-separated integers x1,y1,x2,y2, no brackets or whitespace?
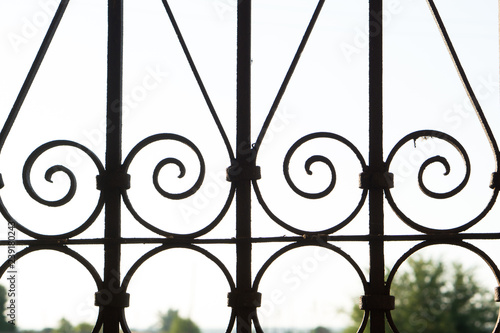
0,140,107,239
122,133,234,238
122,133,205,200
254,132,367,235
384,130,499,233
23,140,104,207
386,130,470,200
283,132,366,200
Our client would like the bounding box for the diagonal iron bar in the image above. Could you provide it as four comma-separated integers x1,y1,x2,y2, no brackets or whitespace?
427,0,500,170
161,0,234,161
254,0,325,153
0,0,70,154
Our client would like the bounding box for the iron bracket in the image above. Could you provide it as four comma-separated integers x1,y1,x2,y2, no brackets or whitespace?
227,291,262,308
359,169,394,189
226,162,261,182
96,172,131,191
359,295,395,311
490,172,499,189
302,233,329,244
95,290,130,308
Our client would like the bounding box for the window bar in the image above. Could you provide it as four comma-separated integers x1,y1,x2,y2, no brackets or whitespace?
367,0,390,332
235,0,256,332
98,0,127,331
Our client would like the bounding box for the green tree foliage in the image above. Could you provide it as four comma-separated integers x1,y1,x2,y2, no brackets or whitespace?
342,257,499,333
159,309,200,333
310,327,332,333
54,318,72,333
170,317,200,333
73,323,94,333
19,320,97,333
0,284,15,331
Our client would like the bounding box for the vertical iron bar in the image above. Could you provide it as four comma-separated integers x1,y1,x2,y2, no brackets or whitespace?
368,0,385,332
103,0,123,332
236,0,253,332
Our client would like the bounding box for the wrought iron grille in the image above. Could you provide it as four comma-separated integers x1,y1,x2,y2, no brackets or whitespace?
1,0,500,332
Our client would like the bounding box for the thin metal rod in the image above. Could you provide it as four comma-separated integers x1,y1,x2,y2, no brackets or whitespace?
254,0,325,153
4,231,500,247
427,0,500,171
161,0,234,161
103,0,123,331
0,0,70,153
236,0,254,331
368,0,386,332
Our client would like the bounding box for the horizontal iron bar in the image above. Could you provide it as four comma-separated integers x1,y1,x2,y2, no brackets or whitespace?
2,233,500,246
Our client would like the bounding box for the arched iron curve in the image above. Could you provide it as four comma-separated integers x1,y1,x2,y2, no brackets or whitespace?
0,245,104,332
122,133,235,238
252,241,369,333
121,244,236,333
385,241,500,333
1,1,500,332
0,140,106,239
254,132,368,235
384,130,500,233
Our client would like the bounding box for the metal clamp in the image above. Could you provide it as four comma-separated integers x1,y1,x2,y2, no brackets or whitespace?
95,290,130,308
226,163,261,182
96,172,131,191
490,172,499,189
302,233,329,244
227,291,262,308
359,295,395,311
359,170,394,189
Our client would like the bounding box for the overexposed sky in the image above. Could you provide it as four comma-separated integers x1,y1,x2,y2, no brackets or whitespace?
0,0,499,331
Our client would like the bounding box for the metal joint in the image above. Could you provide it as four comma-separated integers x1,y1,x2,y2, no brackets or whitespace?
95,290,130,308
226,163,261,182
302,233,329,243
494,286,500,302
359,169,394,189
96,172,131,191
490,172,499,189
359,295,395,311
227,291,262,308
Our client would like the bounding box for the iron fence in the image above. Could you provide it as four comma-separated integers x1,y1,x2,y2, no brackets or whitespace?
1,0,499,332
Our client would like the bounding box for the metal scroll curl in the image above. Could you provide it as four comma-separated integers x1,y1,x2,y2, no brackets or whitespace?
23,140,104,206
283,132,366,199
122,133,235,237
0,140,106,239
254,132,367,235
385,130,498,233
386,130,471,200
123,134,204,200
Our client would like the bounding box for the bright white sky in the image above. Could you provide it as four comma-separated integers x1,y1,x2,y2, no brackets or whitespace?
0,0,499,331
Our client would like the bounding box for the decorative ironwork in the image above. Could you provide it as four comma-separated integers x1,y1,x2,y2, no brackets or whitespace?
1,0,499,332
